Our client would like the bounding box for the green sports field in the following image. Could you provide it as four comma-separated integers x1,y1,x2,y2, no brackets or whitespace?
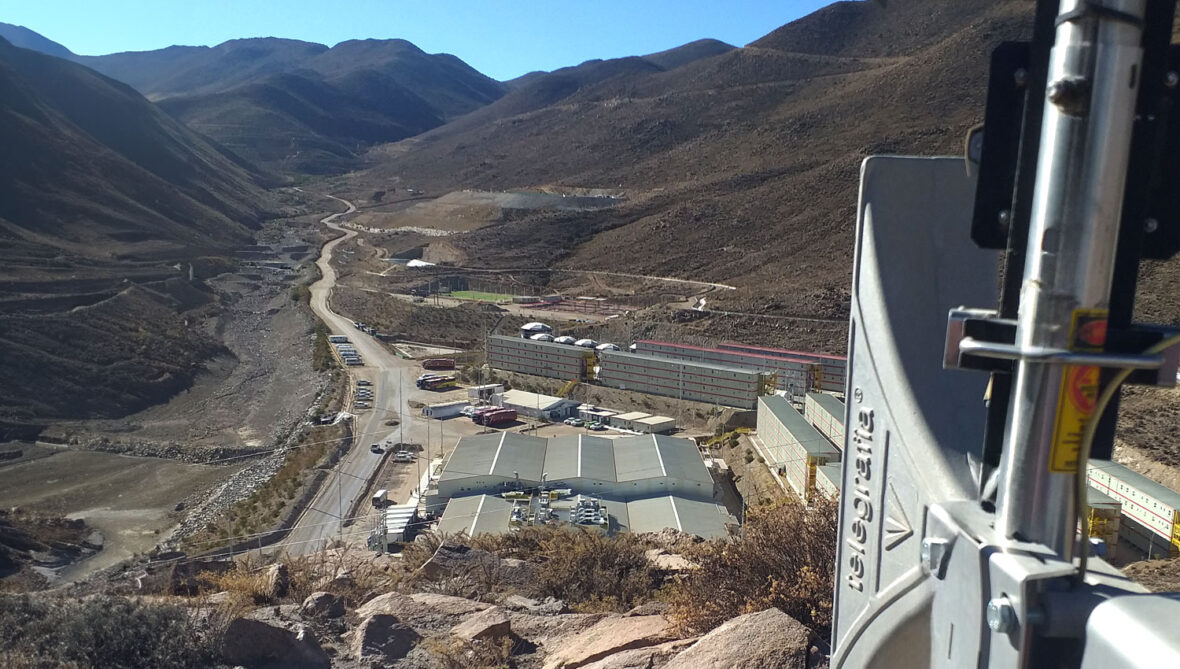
448,290,514,302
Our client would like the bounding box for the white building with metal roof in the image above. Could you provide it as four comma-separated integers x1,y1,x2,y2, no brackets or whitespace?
493,389,580,420
435,433,716,503
430,432,734,538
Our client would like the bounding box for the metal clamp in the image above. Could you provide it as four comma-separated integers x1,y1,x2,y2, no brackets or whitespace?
957,338,1164,369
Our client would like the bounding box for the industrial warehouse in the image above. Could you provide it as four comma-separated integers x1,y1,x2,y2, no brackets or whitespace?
427,432,736,539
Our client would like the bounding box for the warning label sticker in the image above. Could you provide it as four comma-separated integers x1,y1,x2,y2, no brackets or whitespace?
1048,309,1107,473
1049,365,1100,472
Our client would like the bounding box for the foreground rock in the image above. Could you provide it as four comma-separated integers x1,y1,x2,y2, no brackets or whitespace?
300,591,345,619
542,614,676,669
663,608,810,669
264,563,290,600
221,617,330,669
451,606,512,642
581,639,697,669
352,614,422,663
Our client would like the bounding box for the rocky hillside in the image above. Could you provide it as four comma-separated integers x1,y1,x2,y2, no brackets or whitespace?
0,37,277,437
344,0,1033,317
82,38,506,174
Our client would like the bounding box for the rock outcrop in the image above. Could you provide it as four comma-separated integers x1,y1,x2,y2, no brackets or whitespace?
220,616,330,669
663,608,811,669
542,614,676,669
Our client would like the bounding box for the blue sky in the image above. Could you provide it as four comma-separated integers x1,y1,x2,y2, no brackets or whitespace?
2,1,837,80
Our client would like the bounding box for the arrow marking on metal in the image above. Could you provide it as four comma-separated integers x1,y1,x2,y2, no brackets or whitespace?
883,480,913,551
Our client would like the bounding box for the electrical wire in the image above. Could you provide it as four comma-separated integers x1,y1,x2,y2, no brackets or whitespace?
1075,332,1180,579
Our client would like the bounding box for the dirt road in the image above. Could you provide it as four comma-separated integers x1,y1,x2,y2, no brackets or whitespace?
286,194,433,555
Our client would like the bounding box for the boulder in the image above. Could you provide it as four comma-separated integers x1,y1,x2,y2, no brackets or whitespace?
663,608,810,669
501,594,567,615
451,606,512,642
421,541,500,580
645,549,699,572
220,617,330,668
542,615,676,669
355,592,415,620
264,563,290,600
581,639,697,669
407,592,494,617
352,614,421,663
300,591,345,619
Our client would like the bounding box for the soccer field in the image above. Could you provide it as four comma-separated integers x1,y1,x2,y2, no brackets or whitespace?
448,290,514,302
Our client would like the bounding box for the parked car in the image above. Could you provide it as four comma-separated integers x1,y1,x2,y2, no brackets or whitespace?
357,379,372,387
355,401,371,409
460,405,477,417
564,417,584,427
587,422,606,431
393,451,414,463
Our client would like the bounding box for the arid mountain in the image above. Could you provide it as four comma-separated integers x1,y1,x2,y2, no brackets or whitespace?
73,38,507,174
343,0,1037,324
0,22,74,60
0,37,275,438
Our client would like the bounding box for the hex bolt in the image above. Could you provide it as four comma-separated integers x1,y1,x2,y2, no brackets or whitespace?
1145,218,1159,234
987,597,1018,634
1166,71,1179,89
1013,68,1028,88
998,210,1012,228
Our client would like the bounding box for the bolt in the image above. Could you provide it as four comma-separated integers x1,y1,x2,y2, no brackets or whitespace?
998,210,1011,228
1013,68,1028,88
987,597,1018,634
1047,77,1090,115
1166,71,1179,89
1145,218,1159,234
921,538,949,577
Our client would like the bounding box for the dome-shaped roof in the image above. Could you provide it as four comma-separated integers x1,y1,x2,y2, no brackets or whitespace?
595,343,620,351
529,333,555,341
520,322,552,332
554,336,577,344
574,338,599,348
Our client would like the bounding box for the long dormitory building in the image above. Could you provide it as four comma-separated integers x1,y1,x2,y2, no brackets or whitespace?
486,335,774,409
633,340,847,396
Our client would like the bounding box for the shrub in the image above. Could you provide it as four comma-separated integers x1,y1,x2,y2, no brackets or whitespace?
667,496,838,638
0,595,214,668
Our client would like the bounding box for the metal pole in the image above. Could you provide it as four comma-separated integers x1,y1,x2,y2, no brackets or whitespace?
994,0,1146,554
337,474,343,544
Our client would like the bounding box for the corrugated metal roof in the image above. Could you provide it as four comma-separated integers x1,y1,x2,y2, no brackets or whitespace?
442,434,710,487
623,496,733,538
637,415,675,425
613,436,667,482
437,494,514,536
614,411,651,421
499,389,575,411
807,392,846,420
490,432,547,481
760,395,838,458
601,349,762,377
1089,459,1180,508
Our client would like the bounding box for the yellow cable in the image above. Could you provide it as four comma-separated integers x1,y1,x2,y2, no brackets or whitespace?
1076,332,1180,579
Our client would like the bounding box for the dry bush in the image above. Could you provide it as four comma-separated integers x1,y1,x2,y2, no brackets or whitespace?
472,526,657,612
0,594,214,668
667,496,838,637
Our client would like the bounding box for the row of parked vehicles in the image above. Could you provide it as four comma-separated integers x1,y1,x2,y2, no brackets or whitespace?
355,379,373,409
563,417,606,430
